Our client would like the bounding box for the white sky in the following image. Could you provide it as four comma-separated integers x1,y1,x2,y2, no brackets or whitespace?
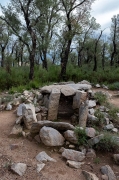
0,0,119,34
91,0,119,34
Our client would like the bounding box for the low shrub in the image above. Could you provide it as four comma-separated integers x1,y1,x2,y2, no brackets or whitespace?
94,91,107,105
95,133,119,152
74,127,88,146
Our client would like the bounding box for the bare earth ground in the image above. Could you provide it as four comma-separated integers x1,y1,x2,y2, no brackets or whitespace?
0,88,119,180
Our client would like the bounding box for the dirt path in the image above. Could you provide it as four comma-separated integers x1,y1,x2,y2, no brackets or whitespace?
0,89,119,179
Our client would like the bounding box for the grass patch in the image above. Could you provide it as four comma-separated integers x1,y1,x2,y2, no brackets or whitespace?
74,127,88,146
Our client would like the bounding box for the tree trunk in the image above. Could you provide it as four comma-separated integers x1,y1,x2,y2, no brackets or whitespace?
1,46,5,67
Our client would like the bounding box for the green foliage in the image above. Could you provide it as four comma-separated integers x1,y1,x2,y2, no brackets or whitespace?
94,109,105,127
94,157,100,164
94,92,107,105
74,127,88,146
107,104,119,120
108,82,119,90
95,133,119,152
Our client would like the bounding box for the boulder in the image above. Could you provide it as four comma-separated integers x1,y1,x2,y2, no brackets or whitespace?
11,163,27,176
64,130,78,144
66,160,84,169
82,170,99,180
36,151,56,163
61,85,76,96
88,134,104,146
85,127,96,138
101,165,116,180
40,126,65,146
62,149,85,162
30,121,75,135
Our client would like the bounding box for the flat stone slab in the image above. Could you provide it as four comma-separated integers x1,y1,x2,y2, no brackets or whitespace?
11,163,27,176
30,121,75,134
67,84,92,90
36,151,56,163
62,149,85,162
61,86,76,96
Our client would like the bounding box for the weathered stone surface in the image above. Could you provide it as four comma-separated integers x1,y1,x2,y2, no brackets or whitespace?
95,84,101,88
89,108,95,115
40,85,61,93
73,90,87,109
101,174,108,180
66,160,84,169
64,130,78,144
48,88,60,120
79,101,88,128
85,128,96,138
30,121,75,135
36,151,56,162
67,84,92,90
101,165,116,180
40,126,65,146
88,134,104,146
15,116,23,125
87,114,98,121
62,149,85,162
86,149,96,158
104,124,114,130
82,170,99,180
34,135,41,143
11,163,27,176
36,113,42,121
9,124,23,138
37,163,45,173
17,103,25,116
88,100,96,108
113,154,119,165
61,85,76,96
6,103,12,110
79,80,91,85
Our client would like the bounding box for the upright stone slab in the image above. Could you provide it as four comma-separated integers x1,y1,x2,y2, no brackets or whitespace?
48,88,60,120
79,100,88,128
73,90,87,109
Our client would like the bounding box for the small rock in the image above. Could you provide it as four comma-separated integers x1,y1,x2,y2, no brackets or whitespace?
66,160,84,169
36,151,56,163
62,149,85,162
85,127,96,138
112,128,118,133
82,170,99,180
11,163,27,176
34,135,41,143
88,100,96,108
101,174,108,180
69,145,75,149
10,144,19,150
6,103,12,111
86,149,96,158
59,147,65,153
37,163,45,173
104,124,114,130
95,84,101,88
113,154,119,165
64,130,78,144
88,134,104,146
